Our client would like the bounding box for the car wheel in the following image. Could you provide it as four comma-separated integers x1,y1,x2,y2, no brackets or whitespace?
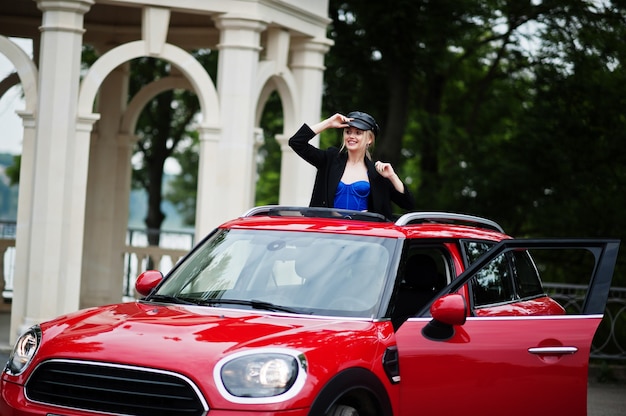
327,404,359,416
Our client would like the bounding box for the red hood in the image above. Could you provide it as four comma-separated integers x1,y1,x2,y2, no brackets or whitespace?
35,301,385,376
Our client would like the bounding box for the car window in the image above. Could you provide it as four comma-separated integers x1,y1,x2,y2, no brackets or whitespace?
156,229,397,317
390,245,453,328
510,250,544,298
189,238,251,293
463,240,495,264
463,240,515,307
470,252,516,306
403,246,451,289
462,241,554,308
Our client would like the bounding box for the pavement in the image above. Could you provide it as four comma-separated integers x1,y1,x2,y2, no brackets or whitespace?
0,310,623,415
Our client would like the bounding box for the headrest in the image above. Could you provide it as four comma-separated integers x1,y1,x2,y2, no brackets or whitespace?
403,254,438,290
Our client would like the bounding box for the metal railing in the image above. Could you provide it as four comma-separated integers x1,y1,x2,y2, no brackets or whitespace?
0,222,195,301
122,227,194,298
544,283,626,361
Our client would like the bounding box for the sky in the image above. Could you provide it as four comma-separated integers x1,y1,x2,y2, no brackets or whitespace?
0,37,32,155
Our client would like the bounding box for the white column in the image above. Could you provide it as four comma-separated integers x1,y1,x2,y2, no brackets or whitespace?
81,63,129,308
279,38,332,206
18,0,93,330
195,125,220,238
209,14,266,225
9,111,35,343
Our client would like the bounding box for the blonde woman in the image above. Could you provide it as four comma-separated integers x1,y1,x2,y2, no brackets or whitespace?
288,111,414,219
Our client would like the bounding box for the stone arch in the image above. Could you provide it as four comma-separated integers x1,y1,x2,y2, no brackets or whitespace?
0,36,38,114
254,61,299,135
120,76,194,135
78,40,219,127
0,73,19,103
253,63,301,205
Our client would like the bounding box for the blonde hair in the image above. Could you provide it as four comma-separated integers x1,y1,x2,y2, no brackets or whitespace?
340,129,376,160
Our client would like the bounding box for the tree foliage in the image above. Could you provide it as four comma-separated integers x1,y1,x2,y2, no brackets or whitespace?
164,130,200,227
166,88,285,219
255,91,284,205
130,59,194,243
8,1,623,284
321,0,626,283
157,0,626,282
129,50,217,241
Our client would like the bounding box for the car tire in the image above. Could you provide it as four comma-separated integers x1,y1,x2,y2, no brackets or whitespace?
309,368,392,416
327,404,359,416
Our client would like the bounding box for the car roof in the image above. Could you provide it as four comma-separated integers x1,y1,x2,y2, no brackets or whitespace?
219,206,511,242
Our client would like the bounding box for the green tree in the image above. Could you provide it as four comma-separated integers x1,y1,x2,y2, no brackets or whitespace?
0,154,19,220
326,0,545,210
164,131,200,226
129,50,217,241
322,0,626,285
255,91,284,206
4,155,20,186
165,90,285,224
131,68,198,244
491,2,626,239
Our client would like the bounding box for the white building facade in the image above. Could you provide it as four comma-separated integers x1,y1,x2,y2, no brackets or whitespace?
0,0,331,344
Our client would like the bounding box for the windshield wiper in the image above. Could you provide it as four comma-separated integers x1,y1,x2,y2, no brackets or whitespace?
190,298,301,314
148,294,197,305
150,295,303,314
250,299,301,314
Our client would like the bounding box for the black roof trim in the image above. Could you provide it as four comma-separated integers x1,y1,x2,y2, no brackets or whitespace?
242,205,390,222
241,206,504,232
395,212,505,233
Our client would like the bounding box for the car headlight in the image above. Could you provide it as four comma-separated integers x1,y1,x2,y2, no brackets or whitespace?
6,325,41,375
214,349,307,403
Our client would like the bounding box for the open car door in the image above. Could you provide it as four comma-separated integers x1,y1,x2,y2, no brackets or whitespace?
395,239,619,416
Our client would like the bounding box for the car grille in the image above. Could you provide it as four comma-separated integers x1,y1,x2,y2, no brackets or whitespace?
25,359,208,416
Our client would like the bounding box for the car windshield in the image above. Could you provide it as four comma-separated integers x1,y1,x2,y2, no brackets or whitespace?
153,229,397,318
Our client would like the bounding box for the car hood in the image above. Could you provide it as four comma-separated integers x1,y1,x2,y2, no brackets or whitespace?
35,301,385,375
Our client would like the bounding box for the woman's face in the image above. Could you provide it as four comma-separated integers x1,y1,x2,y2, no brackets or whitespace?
343,127,372,152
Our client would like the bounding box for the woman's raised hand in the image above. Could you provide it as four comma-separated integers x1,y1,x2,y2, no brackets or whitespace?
375,161,395,178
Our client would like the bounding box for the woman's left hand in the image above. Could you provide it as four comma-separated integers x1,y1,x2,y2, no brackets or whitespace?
375,161,395,178
375,161,406,193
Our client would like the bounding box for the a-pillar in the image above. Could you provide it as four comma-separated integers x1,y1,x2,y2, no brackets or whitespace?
81,63,130,308
278,37,332,206
17,0,94,332
208,14,266,226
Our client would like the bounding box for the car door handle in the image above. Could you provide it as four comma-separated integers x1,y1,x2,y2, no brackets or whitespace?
528,346,578,355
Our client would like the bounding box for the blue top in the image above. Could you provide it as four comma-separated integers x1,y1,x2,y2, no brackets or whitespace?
334,180,370,211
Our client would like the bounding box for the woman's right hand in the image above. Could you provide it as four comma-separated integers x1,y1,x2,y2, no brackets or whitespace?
328,113,352,128
311,113,351,134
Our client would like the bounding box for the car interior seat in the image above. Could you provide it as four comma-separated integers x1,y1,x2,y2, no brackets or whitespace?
392,254,440,329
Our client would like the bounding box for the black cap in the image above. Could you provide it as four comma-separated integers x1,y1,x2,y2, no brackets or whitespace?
347,111,379,136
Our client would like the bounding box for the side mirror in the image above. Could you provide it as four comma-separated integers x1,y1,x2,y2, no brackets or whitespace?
422,293,467,341
135,270,164,297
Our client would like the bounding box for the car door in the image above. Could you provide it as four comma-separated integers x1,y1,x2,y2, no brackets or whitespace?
394,239,619,416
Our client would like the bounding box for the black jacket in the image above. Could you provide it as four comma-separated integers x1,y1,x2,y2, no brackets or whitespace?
288,124,415,220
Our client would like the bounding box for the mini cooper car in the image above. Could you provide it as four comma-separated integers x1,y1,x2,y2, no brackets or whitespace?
1,206,619,416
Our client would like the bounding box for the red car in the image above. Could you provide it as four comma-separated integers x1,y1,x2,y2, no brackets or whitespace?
1,206,619,416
